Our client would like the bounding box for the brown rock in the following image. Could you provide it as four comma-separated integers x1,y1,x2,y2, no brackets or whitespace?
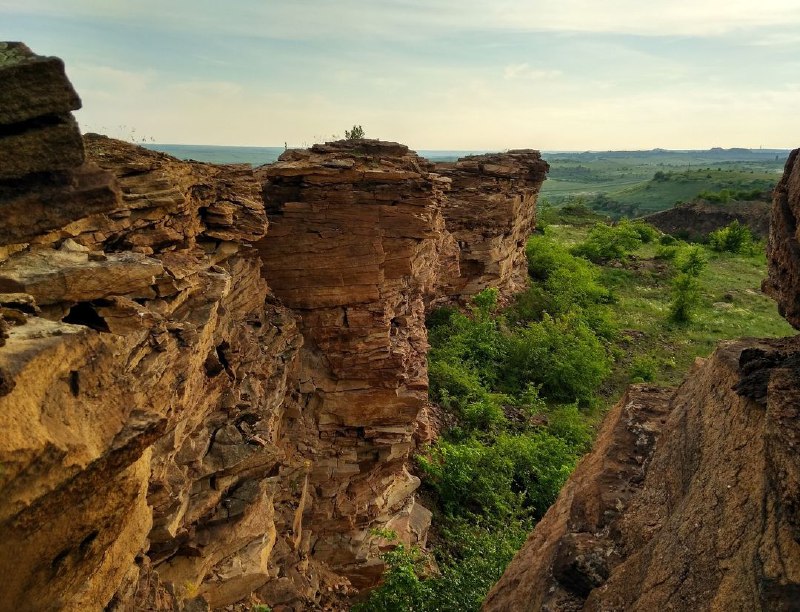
435,150,549,299
766,148,800,328
485,341,800,611
0,42,81,125
0,45,549,611
643,197,772,242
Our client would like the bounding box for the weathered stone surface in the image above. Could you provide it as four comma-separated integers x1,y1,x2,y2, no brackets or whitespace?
766,148,800,328
0,42,81,125
0,123,311,610
436,150,549,299
0,162,121,247
485,340,800,612
0,47,549,611
0,114,85,178
256,141,449,586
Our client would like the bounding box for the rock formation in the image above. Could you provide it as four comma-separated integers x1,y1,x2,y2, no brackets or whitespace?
435,152,549,299
766,149,800,329
484,150,800,612
0,44,547,611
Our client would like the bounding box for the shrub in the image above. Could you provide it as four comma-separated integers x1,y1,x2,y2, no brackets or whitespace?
526,235,580,280
675,246,707,277
345,125,365,139
571,220,643,262
669,272,701,323
630,221,660,244
501,314,612,404
708,220,754,254
418,432,577,522
629,355,658,382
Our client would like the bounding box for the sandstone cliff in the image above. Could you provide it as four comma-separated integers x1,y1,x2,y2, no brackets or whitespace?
0,43,547,611
484,150,800,612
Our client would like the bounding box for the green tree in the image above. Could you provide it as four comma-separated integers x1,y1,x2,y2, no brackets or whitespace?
345,124,365,139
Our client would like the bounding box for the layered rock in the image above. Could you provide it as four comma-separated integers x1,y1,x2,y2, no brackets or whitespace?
255,141,453,587
435,151,549,299
485,152,800,611
0,44,549,611
0,69,313,609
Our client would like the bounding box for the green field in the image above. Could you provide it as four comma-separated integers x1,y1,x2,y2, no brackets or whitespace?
540,149,788,217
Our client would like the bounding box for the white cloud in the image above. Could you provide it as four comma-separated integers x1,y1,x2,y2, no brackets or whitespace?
503,63,562,80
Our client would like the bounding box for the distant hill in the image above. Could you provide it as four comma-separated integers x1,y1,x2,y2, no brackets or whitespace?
641,197,771,241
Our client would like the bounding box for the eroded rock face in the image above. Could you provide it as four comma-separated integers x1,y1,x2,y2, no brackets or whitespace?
766,148,800,329
0,45,549,610
255,141,452,587
0,125,311,609
643,197,772,242
435,151,549,299
485,341,800,611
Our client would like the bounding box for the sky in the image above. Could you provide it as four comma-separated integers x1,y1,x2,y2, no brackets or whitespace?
2,0,799,150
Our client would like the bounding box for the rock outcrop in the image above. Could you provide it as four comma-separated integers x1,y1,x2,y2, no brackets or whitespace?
435,151,549,299
485,151,800,612
255,142,548,586
255,141,453,588
766,149,800,329
0,45,548,611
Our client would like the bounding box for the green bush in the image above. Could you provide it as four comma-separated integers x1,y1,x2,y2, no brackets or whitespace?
418,432,578,522
708,220,754,254
501,314,612,404
675,245,707,277
629,355,658,382
571,220,643,262
630,221,660,244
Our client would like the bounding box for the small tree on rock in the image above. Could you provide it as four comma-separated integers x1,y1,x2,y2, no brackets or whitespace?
345,125,365,140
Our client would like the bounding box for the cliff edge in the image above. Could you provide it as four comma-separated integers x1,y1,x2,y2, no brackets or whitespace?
0,44,548,611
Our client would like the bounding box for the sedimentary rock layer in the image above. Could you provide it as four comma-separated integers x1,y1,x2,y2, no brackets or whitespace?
0,128,314,610
255,141,452,587
435,151,549,299
0,44,549,611
643,197,771,242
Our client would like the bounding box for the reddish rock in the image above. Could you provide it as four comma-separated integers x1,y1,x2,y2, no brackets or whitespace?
256,140,451,586
436,150,549,299
0,47,549,611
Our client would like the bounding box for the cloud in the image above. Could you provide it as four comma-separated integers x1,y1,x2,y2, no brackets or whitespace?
503,63,562,81
5,0,800,40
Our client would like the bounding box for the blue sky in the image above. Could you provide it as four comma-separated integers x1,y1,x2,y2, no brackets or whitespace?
2,0,799,150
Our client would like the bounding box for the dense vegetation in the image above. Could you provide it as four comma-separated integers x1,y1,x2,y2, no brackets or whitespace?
357,210,794,611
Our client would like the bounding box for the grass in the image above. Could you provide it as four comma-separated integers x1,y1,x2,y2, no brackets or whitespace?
540,151,786,218
541,224,795,396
